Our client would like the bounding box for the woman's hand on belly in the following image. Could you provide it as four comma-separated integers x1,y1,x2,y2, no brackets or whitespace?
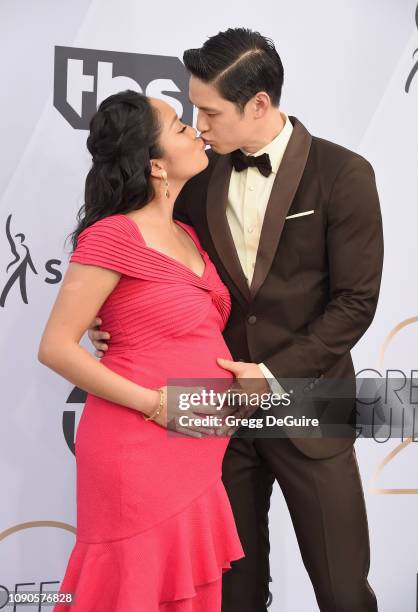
148,384,227,438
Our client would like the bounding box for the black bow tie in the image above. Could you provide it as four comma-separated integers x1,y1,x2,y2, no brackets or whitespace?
230,149,272,177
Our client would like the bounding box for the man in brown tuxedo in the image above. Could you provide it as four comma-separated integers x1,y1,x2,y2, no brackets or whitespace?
90,29,383,612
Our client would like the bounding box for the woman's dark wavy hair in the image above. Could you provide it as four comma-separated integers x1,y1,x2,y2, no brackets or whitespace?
67,90,163,252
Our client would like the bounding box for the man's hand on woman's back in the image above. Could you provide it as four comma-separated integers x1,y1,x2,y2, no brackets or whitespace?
88,317,110,358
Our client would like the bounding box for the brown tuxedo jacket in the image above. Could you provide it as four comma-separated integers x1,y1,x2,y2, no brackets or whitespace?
174,116,384,459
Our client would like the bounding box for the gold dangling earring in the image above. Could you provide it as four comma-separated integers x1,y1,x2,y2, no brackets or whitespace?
161,170,170,199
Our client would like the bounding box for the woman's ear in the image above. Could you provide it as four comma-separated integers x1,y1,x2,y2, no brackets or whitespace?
149,159,166,180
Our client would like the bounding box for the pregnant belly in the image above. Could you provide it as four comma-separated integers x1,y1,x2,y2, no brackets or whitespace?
76,334,233,540
79,329,234,445
102,330,234,389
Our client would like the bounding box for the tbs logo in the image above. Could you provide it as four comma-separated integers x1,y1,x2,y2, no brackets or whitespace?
53,45,193,130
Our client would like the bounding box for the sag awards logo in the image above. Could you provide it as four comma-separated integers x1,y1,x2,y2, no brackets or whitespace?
367,316,418,495
0,521,75,609
53,45,194,129
0,214,62,308
405,2,418,92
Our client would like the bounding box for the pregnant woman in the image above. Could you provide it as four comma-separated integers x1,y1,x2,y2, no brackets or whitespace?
38,90,244,611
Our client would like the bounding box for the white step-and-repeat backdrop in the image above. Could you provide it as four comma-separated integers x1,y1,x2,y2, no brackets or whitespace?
1,1,417,610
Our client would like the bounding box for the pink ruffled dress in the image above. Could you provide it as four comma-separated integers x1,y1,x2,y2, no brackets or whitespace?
54,214,244,611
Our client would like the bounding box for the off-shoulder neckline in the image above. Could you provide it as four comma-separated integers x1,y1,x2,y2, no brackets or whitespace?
116,214,208,281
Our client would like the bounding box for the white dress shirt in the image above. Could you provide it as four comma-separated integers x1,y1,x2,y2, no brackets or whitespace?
226,111,293,394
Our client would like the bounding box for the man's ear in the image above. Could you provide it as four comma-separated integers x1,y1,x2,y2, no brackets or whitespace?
149,159,166,180
253,92,271,119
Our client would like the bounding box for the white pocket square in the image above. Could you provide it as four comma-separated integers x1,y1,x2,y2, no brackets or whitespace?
285,210,315,220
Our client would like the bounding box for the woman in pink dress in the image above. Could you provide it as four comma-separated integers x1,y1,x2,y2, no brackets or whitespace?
38,90,244,611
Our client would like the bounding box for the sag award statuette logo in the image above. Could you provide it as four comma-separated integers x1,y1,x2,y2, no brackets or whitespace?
0,214,62,308
405,3,418,92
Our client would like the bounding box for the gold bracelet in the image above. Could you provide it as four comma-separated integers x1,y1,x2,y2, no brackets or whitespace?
144,388,165,421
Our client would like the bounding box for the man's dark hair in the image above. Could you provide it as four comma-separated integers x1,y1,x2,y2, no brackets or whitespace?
183,28,284,112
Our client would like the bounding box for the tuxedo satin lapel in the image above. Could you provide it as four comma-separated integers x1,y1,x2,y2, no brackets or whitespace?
249,117,313,300
206,154,251,304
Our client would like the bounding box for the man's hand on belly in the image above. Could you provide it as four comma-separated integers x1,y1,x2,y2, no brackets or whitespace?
216,359,270,396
